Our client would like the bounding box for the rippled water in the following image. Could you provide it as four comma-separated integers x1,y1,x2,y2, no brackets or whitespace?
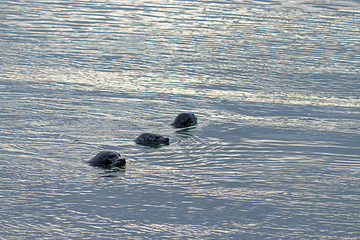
1,0,359,239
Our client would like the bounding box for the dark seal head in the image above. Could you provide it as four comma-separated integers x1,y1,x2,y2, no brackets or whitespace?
135,133,170,147
171,113,197,128
88,151,126,167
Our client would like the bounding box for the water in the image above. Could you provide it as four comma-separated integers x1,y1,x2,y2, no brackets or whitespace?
1,0,359,239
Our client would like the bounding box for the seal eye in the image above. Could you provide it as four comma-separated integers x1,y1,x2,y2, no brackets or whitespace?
108,153,116,159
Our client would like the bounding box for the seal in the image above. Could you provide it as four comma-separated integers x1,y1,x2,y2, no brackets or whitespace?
171,113,197,128
88,151,126,167
135,133,170,146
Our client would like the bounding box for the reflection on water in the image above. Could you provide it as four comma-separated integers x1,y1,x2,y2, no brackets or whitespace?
1,0,360,238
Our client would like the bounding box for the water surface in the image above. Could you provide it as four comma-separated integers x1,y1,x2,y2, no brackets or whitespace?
1,0,360,239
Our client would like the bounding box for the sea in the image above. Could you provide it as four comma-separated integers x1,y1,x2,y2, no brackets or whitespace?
0,0,359,239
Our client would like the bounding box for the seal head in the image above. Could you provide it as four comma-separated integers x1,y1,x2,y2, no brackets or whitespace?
171,113,197,128
135,133,170,147
88,151,126,167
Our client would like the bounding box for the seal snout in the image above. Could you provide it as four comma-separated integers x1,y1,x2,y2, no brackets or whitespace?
114,158,126,167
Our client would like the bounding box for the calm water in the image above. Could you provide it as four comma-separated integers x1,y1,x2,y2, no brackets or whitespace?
1,0,360,239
